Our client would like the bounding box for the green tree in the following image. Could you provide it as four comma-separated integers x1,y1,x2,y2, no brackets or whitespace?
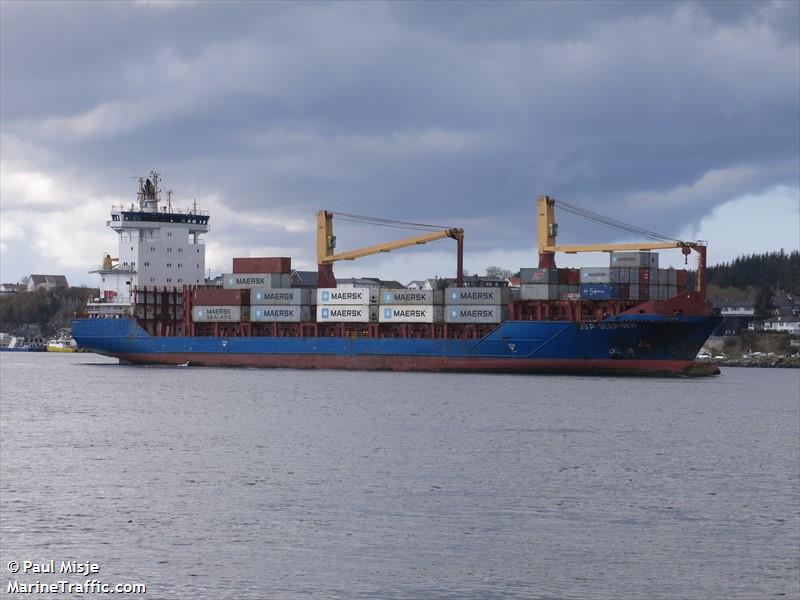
754,285,774,318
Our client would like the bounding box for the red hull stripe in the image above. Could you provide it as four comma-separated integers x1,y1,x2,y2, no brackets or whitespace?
113,353,720,376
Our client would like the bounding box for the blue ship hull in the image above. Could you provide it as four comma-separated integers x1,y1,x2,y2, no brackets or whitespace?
72,315,722,376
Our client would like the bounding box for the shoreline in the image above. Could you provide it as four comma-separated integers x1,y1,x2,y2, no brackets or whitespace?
712,356,800,369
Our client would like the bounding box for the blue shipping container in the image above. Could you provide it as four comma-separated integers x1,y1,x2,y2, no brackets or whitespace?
579,283,620,300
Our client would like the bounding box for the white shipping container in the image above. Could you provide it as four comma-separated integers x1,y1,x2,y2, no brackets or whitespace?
192,305,242,322
379,288,443,305
223,273,284,289
251,288,303,305
520,284,557,300
316,305,376,322
444,287,508,305
316,288,372,305
579,267,612,283
250,305,311,322
445,305,505,324
610,252,659,268
378,305,443,323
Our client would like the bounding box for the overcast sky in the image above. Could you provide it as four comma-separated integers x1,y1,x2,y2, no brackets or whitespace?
1,0,798,286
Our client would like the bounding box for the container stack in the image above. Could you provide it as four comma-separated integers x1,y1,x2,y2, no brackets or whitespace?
316,288,377,322
519,268,557,300
224,256,293,289
192,257,306,324
579,267,619,300
250,288,313,323
556,268,581,300
647,268,682,300
519,268,580,300
378,289,444,323
444,288,508,323
606,252,689,301
191,288,249,322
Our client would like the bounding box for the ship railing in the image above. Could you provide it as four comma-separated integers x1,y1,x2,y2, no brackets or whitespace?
88,297,134,305
89,265,137,274
109,204,210,216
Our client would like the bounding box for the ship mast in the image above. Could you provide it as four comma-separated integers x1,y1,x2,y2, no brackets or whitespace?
137,170,161,212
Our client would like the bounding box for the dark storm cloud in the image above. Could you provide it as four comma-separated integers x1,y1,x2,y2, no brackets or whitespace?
1,0,798,281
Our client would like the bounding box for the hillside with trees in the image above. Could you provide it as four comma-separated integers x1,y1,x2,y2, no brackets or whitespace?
706,250,799,294
0,287,98,337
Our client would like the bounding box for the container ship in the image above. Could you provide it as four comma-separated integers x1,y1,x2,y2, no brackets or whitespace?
73,173,721,376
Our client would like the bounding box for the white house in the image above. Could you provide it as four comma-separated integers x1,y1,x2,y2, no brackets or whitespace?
27,274,69,291
761,317,800,335
720,305,755,317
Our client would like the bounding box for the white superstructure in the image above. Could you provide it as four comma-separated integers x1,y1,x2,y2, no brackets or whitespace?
90,172,209,307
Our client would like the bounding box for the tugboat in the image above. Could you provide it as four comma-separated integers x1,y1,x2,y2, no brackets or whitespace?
47,329,79,352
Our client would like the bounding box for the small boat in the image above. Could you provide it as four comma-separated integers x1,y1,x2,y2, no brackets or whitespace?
0,336,48,352
46,329,79,352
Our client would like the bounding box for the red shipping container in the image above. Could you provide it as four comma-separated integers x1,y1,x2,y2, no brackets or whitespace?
232,257,292,274
639,267,650,283
557,269,569,284
566,269,580,285
192,288,244,306
676,270,689,288
639,285,650,300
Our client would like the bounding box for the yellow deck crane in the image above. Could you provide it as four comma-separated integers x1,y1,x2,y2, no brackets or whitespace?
536,196,707,299
316,210,464,288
